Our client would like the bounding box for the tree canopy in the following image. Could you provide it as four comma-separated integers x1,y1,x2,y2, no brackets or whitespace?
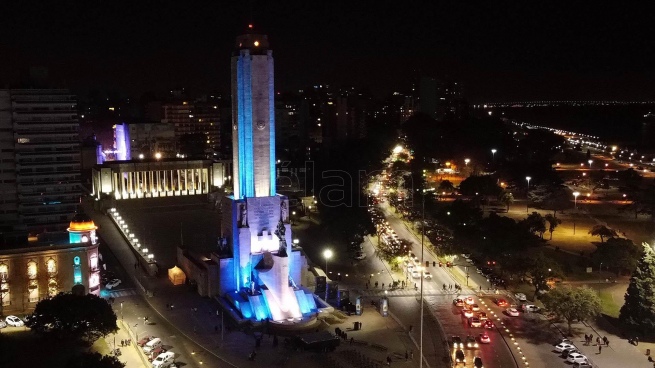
588,224,618,243
28,293,117,343
521,212,547,239
544,213,561,240
541,285,601,336
66,353,125,368
619,242,655,334
592,237,641,276
525,252,563,297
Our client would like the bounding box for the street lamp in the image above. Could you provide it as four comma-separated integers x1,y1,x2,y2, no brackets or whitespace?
525,176,531,189
573,191,580,209
464,158,470,166
588,159,593,168
323,249,333,275
120,301,123,320
291,211,296,225
154,152,162,160
491,149,497,161
525,176,532,213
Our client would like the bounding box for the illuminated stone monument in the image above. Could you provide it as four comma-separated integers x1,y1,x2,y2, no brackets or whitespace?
220,27,314,322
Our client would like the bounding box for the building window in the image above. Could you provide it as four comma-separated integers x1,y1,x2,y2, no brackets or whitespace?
0,263,7,281
48,278,58,297
46,258,57,276
0,282,9,306
27,261,37,280
28,280,38,303
89,254,98,271
73,256,82,284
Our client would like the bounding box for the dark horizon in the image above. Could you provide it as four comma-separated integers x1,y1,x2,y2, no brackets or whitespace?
1,2,654,102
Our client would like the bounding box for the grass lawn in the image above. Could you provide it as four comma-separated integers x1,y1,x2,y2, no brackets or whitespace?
598,289,621,318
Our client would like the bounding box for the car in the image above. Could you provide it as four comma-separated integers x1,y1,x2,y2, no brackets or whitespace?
462,308,474,318
506,308,519,317
471,304,480,311
465,296,475,305
478,333,490,344
553,337,572,346
483,320,495,329
521,304,540,313
411,271,421,279
468,317,481,328
148,347,166,362
567,352,588,364
474,356,484,368
138,335,154,347
454,349,465,365
573,362,592,368
494,298,508,307
105,278,122,290
423,271,432,280
5,315,24,327
477,312,488,321
353,251,366,260
466,335,479,349
560,347,579,358
453,298,465,307
152,351,176,368
0,320,7,328
515,293,527,302
555,342,576,352
451,336,464,349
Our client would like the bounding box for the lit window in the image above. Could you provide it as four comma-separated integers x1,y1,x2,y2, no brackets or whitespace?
1,282,10,306
0,263,7,281
27,261,37,280
48,279,58,297
46,259,57,275
90,254,98,271
28,280,38,303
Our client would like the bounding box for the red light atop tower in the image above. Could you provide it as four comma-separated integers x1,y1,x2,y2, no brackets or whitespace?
248,24,253,29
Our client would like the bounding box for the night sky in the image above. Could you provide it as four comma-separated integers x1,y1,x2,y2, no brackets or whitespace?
1,1,653,101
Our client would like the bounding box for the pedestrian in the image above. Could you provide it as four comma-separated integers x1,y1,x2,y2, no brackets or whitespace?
409,325,413,333
589,333,593,343
350,337,354,345
386,356,392,365
479,285,482,291
603,336,608,346
120,339,124,347
382,283,385,289
598,345,602,354
635,336,639,346
596,337,600,345
375,281,379,288
359,322,362,330
584,334,588,345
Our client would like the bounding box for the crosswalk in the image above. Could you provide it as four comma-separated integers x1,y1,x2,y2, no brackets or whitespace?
107,288,137,298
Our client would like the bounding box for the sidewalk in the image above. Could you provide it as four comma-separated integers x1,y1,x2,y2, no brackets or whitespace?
103,319,149,368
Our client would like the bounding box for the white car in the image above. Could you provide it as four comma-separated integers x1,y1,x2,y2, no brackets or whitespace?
105,278,122,290
506,308,519,317
353,251,366,260
566,352,588,364
423,271,432,280
522,304,540,313
515,293,527,302
411,271,421,279
5,315,24,327
555,342,576,352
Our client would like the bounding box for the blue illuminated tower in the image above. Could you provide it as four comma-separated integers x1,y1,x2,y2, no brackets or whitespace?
231,30,276,199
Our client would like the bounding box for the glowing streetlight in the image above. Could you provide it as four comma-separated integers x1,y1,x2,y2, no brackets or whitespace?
154,152,162,160
588,159,593,168
393,145,403,154
323,249,333,274
138,153,144,159
525,176,531,189
464,158,470,166
491,149,497,161
573,191,580,209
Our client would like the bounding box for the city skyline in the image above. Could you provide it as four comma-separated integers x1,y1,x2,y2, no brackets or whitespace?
1,2,654,102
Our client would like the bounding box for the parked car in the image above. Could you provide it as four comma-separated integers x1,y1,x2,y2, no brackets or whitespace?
468,317,482,328
143,337,163,353
152,351,175,368
466,335,479,349
478,333,490,344
555,342,576,352
148,347,166,362
506,308,519,317
453,298,465,307
521,304,540,313
515,293,527,302
451,336,464,349
567,353,588,364
5,315,24,327
138,335,154,347
560,347,579,358
0,319,7,328
105,278,122,290
573,362,592,368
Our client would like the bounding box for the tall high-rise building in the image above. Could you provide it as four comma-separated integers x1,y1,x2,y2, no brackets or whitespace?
0,89,81,244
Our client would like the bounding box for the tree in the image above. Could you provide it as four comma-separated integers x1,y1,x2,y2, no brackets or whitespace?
67,353,125,368
525,253,563,297
541,285,601,336
498,190,514,212
437,180,455,194
588,224,618,243
591,238,641,276
521,212,547,238
544,214,561,240
619,242,655,333
28,293,117,343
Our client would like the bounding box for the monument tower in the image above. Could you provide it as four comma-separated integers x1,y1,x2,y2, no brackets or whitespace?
219,26,314,322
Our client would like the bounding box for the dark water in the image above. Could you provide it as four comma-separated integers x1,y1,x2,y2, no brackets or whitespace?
496,104,655,145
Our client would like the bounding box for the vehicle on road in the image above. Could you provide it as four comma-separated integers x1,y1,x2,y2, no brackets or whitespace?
423,271,432,279
515,293,527,302
452,336,464,349
454,349,465,365
5,315,24,327
105,278,122,290
555,342,576,352
474,356,484,368
478,333,490,344
477,312,488,321
483,320,495,329
506,308,519,317
465,296,475,305
567,353,588,364
466,335,479,349
521,304,540,313
411,271,421,279
471,304,480,311
353,251,366,260
494,298,508,307
468,317,481,328
462,308,474,318
453,298,465,307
